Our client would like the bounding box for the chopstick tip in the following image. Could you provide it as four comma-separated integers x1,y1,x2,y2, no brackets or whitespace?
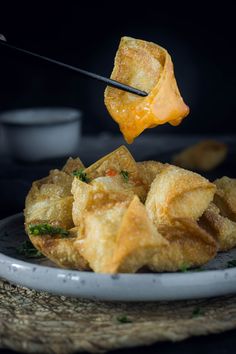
140,91,148,97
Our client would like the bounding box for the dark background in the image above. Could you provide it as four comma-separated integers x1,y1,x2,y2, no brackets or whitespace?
0,3,236,354
0,0,235,136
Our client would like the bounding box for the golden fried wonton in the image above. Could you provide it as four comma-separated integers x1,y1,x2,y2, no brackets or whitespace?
149,218,217,271
71,174,135,227
111,196,168,273
24,158,89,270
199,203,236,251
25,169,74,229
214,177,236,222
84,146,138,179
83,146,146,201
74,196,168,273
105,37,189,143
199,177,236,251
145,165,216,226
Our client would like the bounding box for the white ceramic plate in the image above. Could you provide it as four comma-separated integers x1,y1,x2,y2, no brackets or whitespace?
1,213,236,302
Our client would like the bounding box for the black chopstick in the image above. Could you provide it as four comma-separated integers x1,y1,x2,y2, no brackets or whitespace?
0,35,148,97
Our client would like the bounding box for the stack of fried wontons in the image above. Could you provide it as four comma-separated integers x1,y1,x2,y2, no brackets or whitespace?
24,146,236,273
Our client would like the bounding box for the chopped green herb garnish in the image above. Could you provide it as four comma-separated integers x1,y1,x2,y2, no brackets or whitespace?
227,260,236,268
73,169,90,183
116,315,132,324
29,224,69,237
120,170,129,183
17,240,43,258
180,263,189,272
192,307,204,318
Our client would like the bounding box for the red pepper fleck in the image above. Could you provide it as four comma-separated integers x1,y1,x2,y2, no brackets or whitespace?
106,169,117,177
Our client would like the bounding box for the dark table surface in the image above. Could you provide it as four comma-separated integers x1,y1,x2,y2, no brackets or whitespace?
0,134,236,354
0,329,236,354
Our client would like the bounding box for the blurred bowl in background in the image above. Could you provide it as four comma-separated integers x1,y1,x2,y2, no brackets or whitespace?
0,108,82,161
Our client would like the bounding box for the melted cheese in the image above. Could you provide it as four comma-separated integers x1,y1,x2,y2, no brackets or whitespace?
105,37,189,143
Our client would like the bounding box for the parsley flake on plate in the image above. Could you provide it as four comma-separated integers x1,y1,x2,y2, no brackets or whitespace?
17,240,43,258
116,315,132,324
192,307,204,318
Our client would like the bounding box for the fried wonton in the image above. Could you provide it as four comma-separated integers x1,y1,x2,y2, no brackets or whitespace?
83,146,146,201
25,169,74,229
84,146,138,179
105,37,189,143
149,218,217,271
24,158,89,270
75,196,168,273
172,140,228,171
145,165,216,226
71,174,135,227
199,203,236,251
28,228,89,270
214,177,236,222
111,196,168,273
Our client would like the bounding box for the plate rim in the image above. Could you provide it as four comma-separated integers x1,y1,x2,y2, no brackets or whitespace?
1,213,236,302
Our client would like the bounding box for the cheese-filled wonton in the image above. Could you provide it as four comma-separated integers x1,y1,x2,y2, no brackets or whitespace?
105,36,189,143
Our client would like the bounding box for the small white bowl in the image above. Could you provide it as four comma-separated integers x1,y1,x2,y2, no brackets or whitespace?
0,108,82,161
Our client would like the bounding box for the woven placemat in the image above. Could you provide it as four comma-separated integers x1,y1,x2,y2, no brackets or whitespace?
0,279,236,354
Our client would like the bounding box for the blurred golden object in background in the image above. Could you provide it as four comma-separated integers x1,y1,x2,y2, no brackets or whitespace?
172,140,228,171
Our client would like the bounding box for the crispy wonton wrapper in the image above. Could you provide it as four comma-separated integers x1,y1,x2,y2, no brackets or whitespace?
84,146,147,201
105,37,189,143
214,177,236,222
24,158,89,270
145,165,216,226
200,203,236,252
71,175,135,227
62,157,85,174
199,177,236,251
149,218,217,272
74,195,168,273
85,146,138,179
172,140,228,171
